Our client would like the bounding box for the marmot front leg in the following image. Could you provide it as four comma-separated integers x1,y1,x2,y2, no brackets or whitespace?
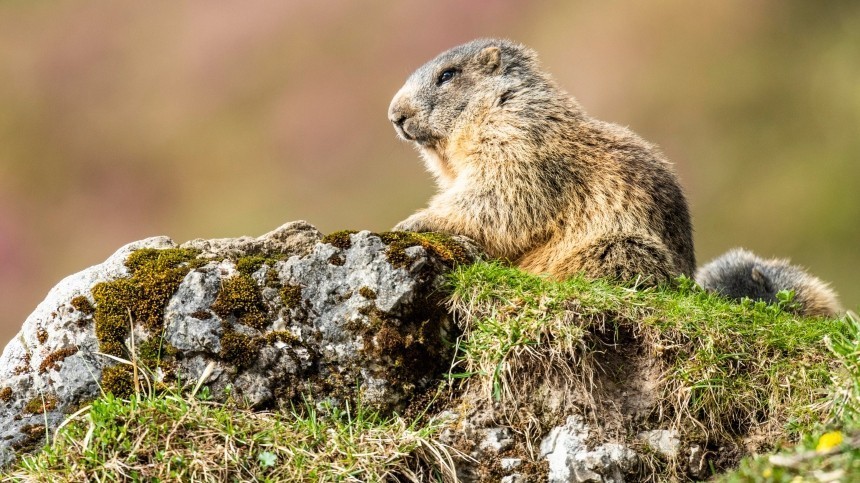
392,210,443,233
393,191,470,234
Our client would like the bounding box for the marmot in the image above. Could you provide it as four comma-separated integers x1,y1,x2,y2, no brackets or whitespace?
388,38,841,316
388,38,694,285
696,249,842,317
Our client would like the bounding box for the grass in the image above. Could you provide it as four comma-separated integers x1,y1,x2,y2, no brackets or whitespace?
3,261,853,481
3,386,456,483
448,262,847,444
717,311,860,482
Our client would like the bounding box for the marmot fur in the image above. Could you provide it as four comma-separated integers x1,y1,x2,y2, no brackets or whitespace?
696,248,842,317
388,38,842,317
388,38,694,285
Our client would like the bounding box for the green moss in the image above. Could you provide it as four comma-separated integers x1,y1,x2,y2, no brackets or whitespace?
235,254,288,278
99,341,125,359
211,275,270,330
191,310,212,320
124,248,200,273
23,395,58,415
101,366,135,399
0,387,12,402
262,330,299,346
12,424,45,453
219,331,262,369
374,325,407,354
69,296,95,315
236,255,267,276
358,287,377,300
280,283,303,309
378,232,470,269
38,347,79,374
136,337,177,366
91,248,200,357
321,230,358,250
265,267,282,289
324,230,471,269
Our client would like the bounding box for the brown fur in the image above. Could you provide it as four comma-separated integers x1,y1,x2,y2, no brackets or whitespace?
388,39,695,284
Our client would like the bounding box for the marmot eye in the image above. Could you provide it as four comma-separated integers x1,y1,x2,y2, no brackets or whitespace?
437,69,456,85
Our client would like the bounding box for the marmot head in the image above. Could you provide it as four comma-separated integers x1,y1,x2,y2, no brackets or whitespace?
388,38,545,150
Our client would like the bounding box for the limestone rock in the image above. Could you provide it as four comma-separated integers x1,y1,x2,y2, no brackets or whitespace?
540,415,639,483
479,427,515,453
501,475,525,483
0,222,479,466
180,220,321,260
638,429,681,459
0,235,174,466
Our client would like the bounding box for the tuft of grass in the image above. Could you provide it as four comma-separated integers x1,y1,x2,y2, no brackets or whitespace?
717,311,860,481
716,429,860,482
448,262,848,443
4,390,457,482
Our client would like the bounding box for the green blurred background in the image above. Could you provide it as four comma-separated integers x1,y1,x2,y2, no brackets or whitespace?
1,1,858,347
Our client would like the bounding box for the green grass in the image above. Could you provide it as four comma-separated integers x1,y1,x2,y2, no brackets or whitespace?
4,261,853,481
4,387,455,483
717,312,860,482
448,262,847,443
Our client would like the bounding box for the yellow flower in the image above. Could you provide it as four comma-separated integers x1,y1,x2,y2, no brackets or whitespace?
762,468,772,478
816,431,843,452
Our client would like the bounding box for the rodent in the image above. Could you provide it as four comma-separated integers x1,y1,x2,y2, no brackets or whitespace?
696,248,842,317
387,38,842,317
387,38,695,285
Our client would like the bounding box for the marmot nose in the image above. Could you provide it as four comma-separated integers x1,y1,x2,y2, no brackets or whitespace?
388,96,413,125
388,96,416,140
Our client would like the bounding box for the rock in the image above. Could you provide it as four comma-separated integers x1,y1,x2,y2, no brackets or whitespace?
637,429,681,458
0,222,480,466
180,220,321,260
688,444,707,480
540,415,639,483
0,235,174,466
479,427,514,454
501,475,525,483
501,457,522,471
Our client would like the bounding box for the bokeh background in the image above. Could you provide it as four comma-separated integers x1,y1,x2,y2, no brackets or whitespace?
1,1,858,347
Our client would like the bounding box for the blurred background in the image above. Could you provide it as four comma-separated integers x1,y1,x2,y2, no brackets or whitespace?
1,1,858,346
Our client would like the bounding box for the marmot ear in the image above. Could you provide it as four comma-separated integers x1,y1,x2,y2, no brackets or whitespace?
476,46,501,74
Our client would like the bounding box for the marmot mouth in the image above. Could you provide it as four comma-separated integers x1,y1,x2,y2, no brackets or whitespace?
394,123,436,146
393,123,415,142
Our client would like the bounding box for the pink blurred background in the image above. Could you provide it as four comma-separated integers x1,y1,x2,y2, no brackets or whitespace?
1,1,858,346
